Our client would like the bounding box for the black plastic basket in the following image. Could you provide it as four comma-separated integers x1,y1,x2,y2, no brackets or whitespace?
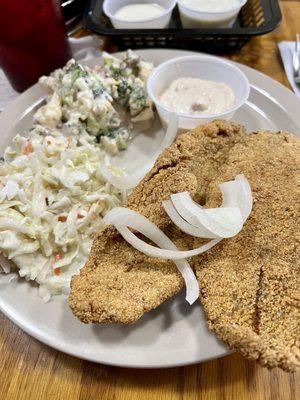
84,0,281,53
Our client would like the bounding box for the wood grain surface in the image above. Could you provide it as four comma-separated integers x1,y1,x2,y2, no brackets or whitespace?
0,2,299,399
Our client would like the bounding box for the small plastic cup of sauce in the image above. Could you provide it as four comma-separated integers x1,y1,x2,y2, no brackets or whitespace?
103,0,177,29
147,55,250,131
177,0,248,28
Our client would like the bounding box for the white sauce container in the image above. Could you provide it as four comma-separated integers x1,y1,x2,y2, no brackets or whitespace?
178,0,248,28
103,0,177,29
147,55,250,130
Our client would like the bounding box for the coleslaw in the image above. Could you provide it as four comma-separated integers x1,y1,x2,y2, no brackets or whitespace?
0,127,125,301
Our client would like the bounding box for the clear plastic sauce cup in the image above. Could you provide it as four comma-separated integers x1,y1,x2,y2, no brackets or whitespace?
178,0,248,28
147,55,250,131
103,0,177,29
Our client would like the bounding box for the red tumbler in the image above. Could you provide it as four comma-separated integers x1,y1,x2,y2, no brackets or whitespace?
0,0,72,92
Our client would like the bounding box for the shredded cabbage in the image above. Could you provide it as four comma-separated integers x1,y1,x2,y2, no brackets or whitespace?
0,129,124,301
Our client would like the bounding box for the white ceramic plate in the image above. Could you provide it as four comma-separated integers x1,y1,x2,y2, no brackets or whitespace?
0,50,299,369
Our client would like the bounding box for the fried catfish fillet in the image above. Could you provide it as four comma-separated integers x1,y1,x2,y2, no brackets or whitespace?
69,120,245,324
195,131,300,371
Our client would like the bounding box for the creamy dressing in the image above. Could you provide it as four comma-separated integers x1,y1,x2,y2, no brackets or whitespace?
159,77,235,116
114,3,165,21
182,0,240,12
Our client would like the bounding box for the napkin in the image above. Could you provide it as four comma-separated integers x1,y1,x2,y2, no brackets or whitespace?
278,41,300,97
0,35,103,111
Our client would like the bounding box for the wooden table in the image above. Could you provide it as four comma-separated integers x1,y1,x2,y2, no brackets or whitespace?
0,2,299,399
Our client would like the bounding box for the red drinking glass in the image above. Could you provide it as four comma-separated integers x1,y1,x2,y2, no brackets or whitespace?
0,0,72,92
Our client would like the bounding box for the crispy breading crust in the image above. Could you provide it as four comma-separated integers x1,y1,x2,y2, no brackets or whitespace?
69,120,245,324
195,131,300,371
69,121,299,371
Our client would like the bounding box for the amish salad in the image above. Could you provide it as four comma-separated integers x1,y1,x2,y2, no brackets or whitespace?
35,50,154,154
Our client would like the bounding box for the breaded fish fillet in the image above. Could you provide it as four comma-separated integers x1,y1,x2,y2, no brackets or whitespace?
195,131,300,371
69,120,245,324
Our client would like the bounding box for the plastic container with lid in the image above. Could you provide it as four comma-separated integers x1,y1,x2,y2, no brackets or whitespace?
147,55,250,131
178,0,248,28
103,0,177,29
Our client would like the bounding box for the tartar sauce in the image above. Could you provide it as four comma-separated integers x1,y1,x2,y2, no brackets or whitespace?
159,77,235,115
182,0,240,12
114,3,165,21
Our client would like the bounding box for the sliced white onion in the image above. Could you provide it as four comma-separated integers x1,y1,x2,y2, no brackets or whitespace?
220,174,252,222
237,175,252,220
116,224,221,260
101,114,179,191
103,207,200,304
158,112,180,149
163,200,219,239
171,192,243,238
206,207,243,232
